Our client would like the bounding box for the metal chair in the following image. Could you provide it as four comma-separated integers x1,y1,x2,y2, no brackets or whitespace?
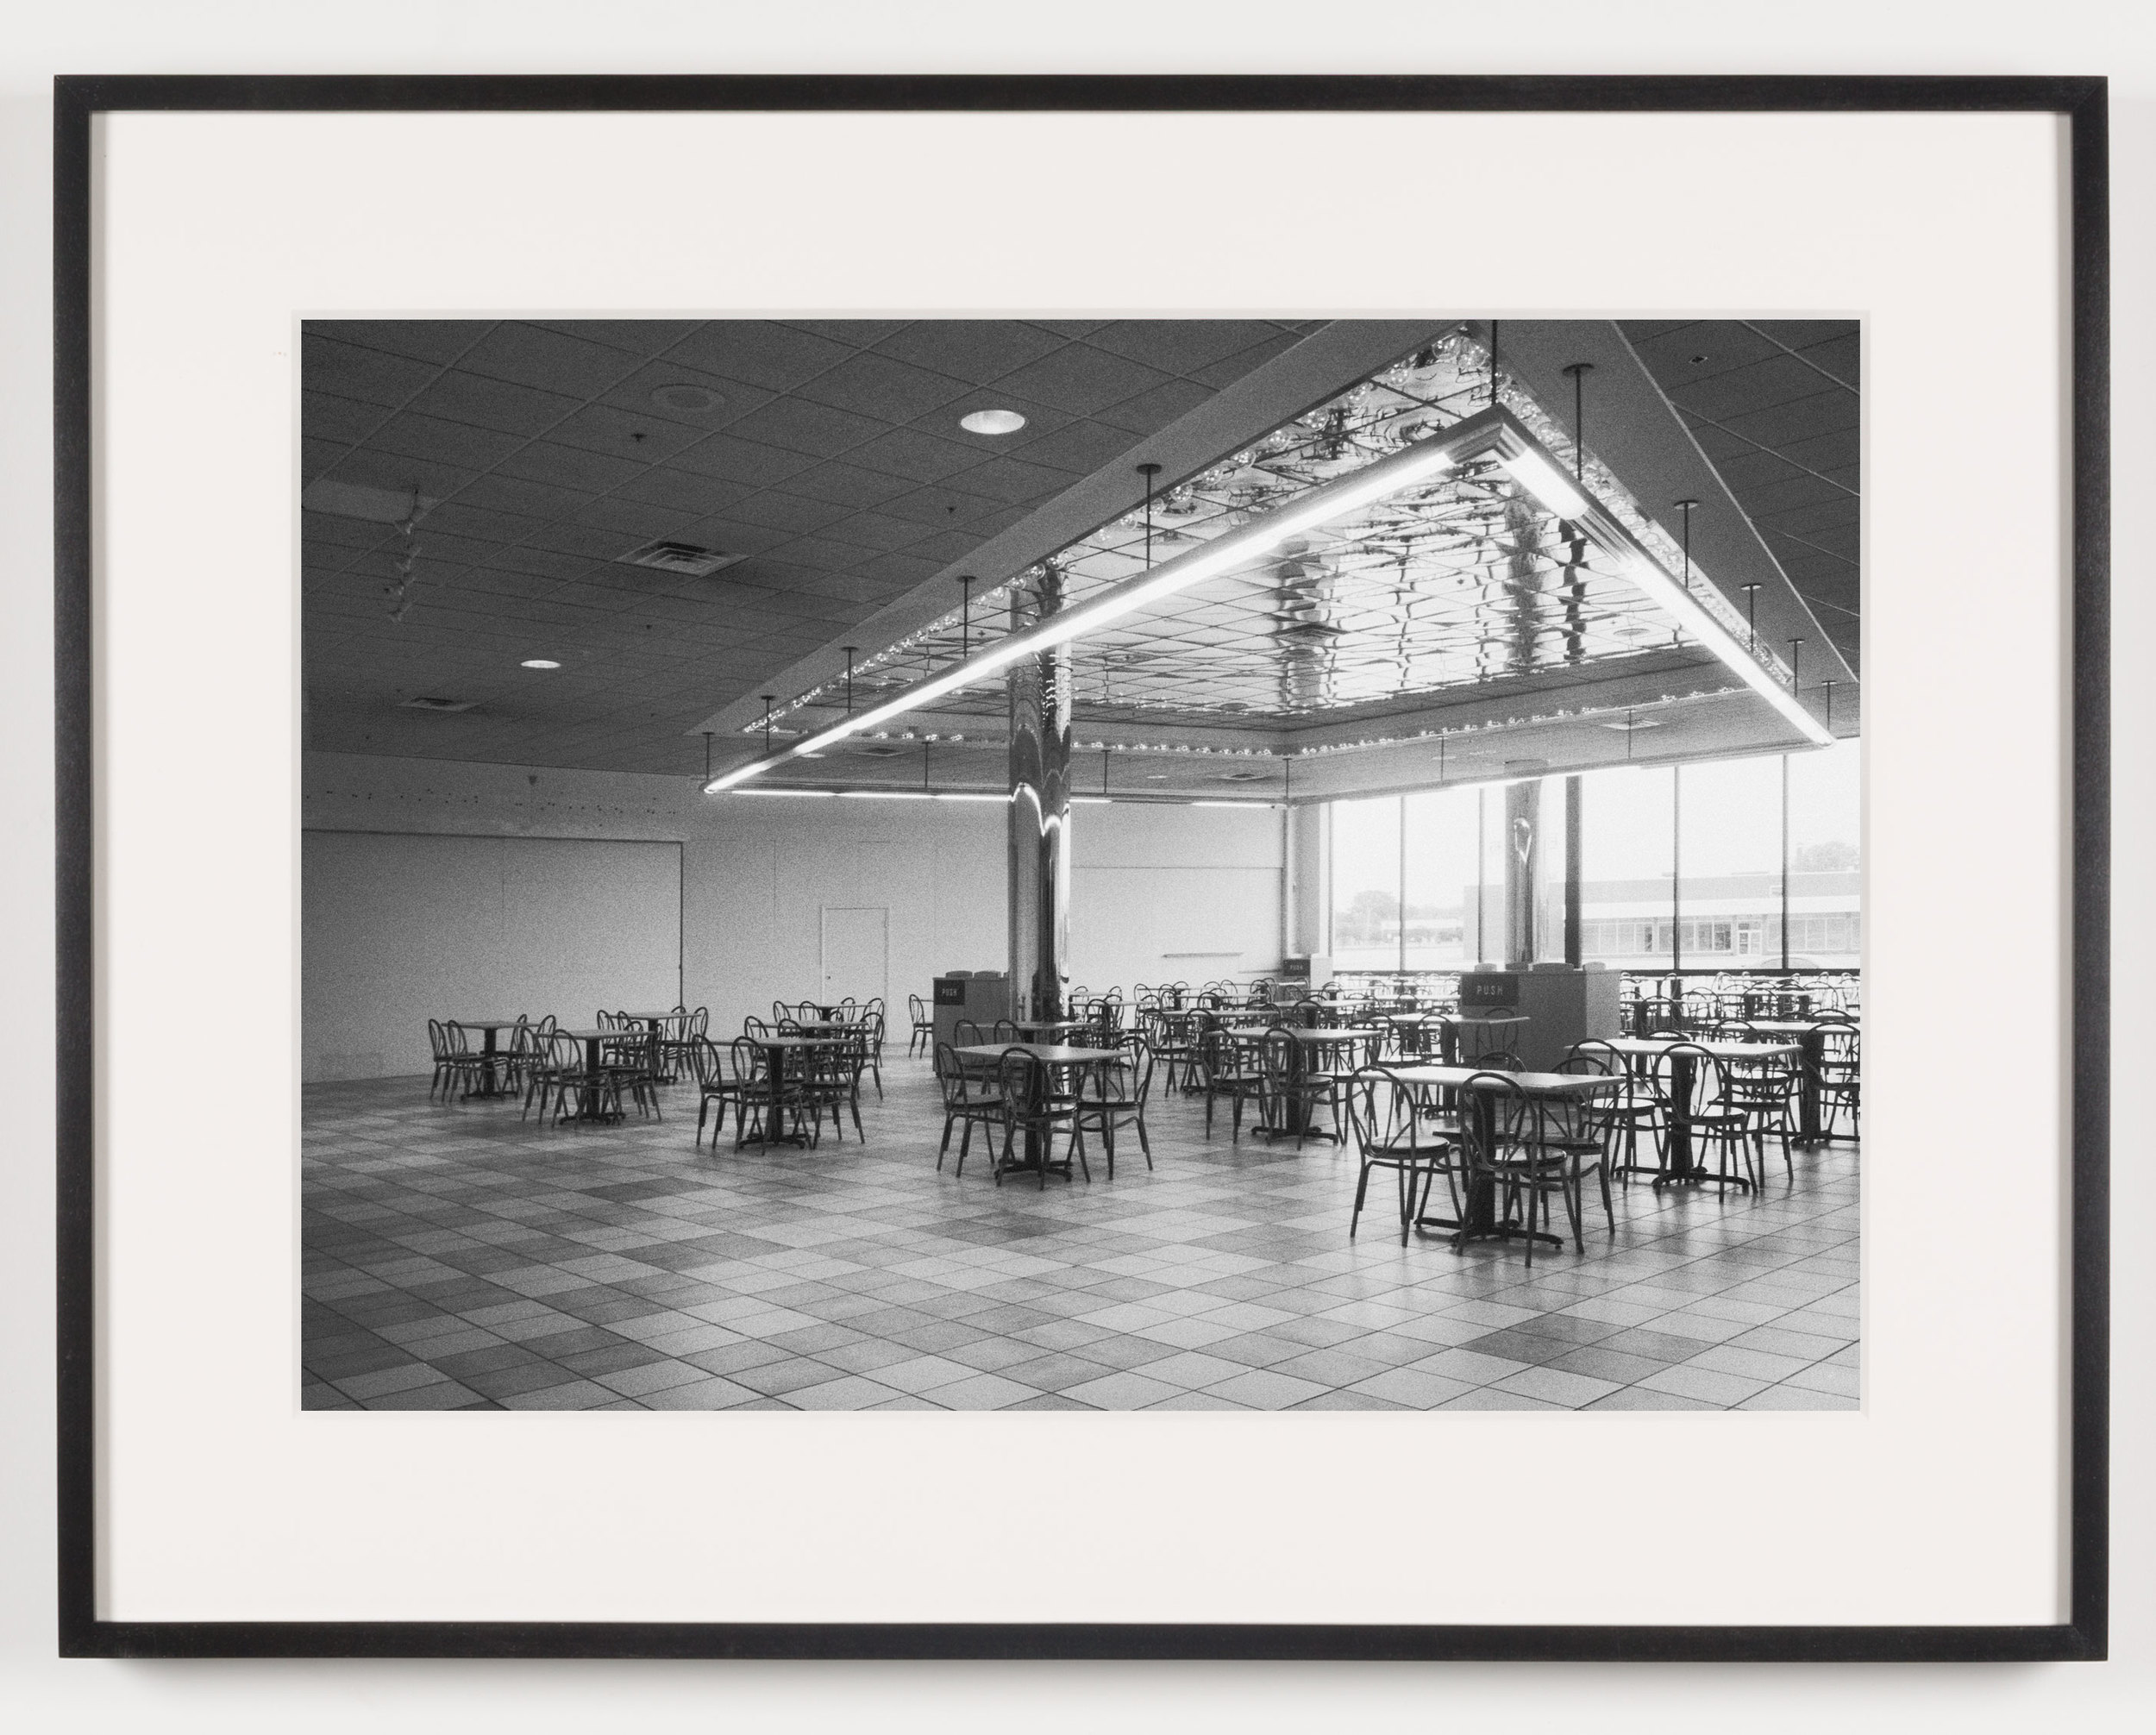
1344,1065,1461,1244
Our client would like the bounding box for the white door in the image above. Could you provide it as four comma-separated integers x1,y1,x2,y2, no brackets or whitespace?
820,905,889,1005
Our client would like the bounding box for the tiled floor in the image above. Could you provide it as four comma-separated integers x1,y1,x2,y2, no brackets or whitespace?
302,1057,1860,1412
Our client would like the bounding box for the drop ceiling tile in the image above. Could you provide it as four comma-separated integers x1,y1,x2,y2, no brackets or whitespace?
720,395,889,460
846,426,987,484
305,320,494,366
1189,331,1307,387
949,453,1074,507
771,461,918,511
781,319,912,348
546,401,707,465
596,360,770,430
664,322,858,393
872,321,1069,385
795,352,974,423
454,473,598,521
994,344,1174,416
361,410,529,473
473,545,609,583
611,467,759,517
903,528,991,566
523,521,642,561
302,511,392,549
494,441,650,493
820,511,937,554
730,492,855,536
1092,377,1216,433
573,496,702,540
1714,390,1858,447
300,334,446,407
323,444,483,501
529,318,704,356
766,534,874,572
302,437,348,483
302,391,392,447
665,430,821,489
1082,319,1299,377
1031,320,1110,338
875,486,1009,534
1006,416,1143,476
405,370,584,436
456,323,646,399
417,502,555,544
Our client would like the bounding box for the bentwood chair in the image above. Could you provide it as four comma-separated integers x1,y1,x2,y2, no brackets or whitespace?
994,1047,1089,1189
1197,1026,1268,1141
857,1007,887,1099
1344,1065,1461,1244
1074,1032,1156,1179
1815,1023,1862,1140
1258,1028,1340,1149
1454,1069,1572,1268
934,1040,1006,1177
908,993,936,1057
687,1036,755,1149
1654,1045,1756,1191
1546,1056,1620,1247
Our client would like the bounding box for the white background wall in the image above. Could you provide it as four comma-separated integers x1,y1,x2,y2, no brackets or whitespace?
3,5,2154,1732
303,753,1285,1068
301,831,683,1080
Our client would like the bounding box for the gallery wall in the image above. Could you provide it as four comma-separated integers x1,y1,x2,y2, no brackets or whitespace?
300,751,1287,1075
301,831,683,1081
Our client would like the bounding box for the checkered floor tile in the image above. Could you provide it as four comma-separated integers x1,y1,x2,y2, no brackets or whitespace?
302,1056,1860,1412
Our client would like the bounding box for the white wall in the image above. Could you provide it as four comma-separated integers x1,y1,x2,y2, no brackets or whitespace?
301,831,681,1080
302,752,1287,1067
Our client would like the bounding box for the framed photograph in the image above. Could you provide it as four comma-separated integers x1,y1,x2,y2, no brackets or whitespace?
55,74,2108,1659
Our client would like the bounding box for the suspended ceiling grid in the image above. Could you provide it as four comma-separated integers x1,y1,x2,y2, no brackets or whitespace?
301,318,1321,774
749,330,1801,750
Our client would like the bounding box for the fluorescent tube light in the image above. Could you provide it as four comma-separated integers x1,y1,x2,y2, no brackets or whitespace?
705,434,1459,792
1071,796,1114,805
837,789,932,799
933,792,1007,803
731,787,834,798
1620,556,1833,746
1499,449,1590,521
1190,799,1282,808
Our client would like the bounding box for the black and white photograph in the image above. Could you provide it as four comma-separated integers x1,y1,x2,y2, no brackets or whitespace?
298,316,1863,1414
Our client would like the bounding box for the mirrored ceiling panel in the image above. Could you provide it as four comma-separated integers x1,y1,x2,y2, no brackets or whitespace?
753,331,1774,741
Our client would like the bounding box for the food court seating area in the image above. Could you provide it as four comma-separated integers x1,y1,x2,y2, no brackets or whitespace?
301,976,1860,1415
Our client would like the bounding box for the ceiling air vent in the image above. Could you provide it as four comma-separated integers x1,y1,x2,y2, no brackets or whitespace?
401,696,475,712
617,537,745,578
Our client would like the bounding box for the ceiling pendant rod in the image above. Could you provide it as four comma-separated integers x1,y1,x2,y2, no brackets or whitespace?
1788,636,1805,705
957,574,974,665
1741,581,1762,654
760,695,775,755
1137,461,1162,570
1562,360,1593,484
1822,679,1836,736
1675,498,1699,595
702,731,713,784
842,645,857,716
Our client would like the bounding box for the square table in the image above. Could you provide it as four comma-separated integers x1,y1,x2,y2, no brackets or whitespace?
1247,1027,1383,1142
442,1017,524,1098
1592,1037,1803,1185
1384,1063,1620,1249
1432,1012,1531,1065
737,1032,856,1147
955,1043,1122,1182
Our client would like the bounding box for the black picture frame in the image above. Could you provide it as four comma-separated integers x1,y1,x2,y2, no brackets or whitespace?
53,72,2109,1663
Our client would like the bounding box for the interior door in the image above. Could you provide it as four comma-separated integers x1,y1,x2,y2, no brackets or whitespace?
820,905,889,1005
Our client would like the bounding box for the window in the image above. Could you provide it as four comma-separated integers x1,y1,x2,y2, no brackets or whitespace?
1327,796,1401,970
1787,738,1863,967
1323,740,1860,978
1677,754,1783,970
1401,785,1479,968
1580,764,1674,969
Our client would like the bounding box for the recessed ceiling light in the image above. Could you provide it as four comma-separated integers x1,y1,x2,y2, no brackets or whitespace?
960,408,1026,436
521,659,561,669
651,383,722,413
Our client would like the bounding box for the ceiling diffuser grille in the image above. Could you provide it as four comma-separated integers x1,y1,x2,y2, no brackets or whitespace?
617,537,745,578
